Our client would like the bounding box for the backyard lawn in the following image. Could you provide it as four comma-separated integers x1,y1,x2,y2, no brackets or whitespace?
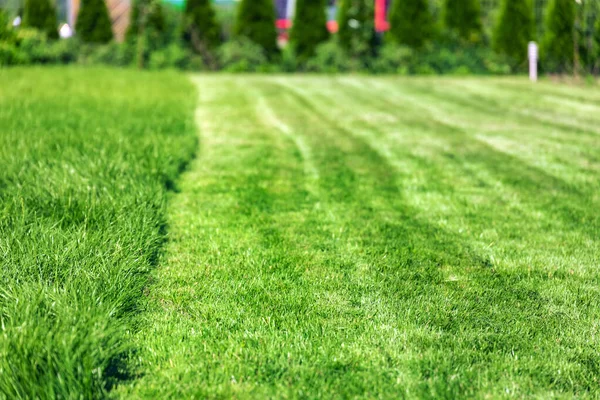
1,69,599,398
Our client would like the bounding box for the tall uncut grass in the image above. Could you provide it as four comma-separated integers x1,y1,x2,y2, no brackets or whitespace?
0,67,197,398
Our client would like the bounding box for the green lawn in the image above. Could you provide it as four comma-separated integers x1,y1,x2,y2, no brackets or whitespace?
2,70,600,398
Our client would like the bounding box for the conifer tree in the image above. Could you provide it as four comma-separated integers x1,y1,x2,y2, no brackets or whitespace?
290,0,329,62
234,0,278,58
443,0,482,43
126,0,166,45
337,0,377,58
0,9,12,42
76,0,113,43
493,0,534,70
182,0,220,57
23,0,58,39
388,0,434,48
542,0,575,73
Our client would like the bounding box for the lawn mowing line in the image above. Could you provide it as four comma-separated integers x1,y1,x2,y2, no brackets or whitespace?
372,79,600,245
265,79,599,396
363,78,600,188
252,86,320,197
316,77,600,271
281,79,600,395
409,79,600,139
270,78,497,273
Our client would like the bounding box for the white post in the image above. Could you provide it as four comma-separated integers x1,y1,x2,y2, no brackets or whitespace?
286,0,297,20
528,42,538,82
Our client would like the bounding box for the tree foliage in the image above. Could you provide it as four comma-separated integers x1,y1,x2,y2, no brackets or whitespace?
443,0,483,43
388,0,434,48
23,0,58,39
1,9,14,42
234,0,278,58
542,0,575,73
127,0,167,45
290,0,329,62
182,0,220,53
337,0,377,58
76,0,113,43
493,0,534,70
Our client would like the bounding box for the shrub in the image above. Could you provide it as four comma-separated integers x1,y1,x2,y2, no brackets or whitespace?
78,42,135,66
218,37,268,72
493,0,534,71
234,0,278,59
23,0,58,39
182,0,220,67
148,44,201,70
0,42,26,66
337,0,377,59
369,44,413,74
443,0,483,43
76,0,114,43
542,0,575,73
388,0,434,49
306,40,359,73
290,0,329,63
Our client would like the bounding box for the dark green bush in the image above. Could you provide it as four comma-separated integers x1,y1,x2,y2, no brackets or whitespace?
0,42,26,65
542,0,575,73
218,37,268,72
78,42,135,66
290,0,329,62
368,42,510,75
182,0,220,66
306,40,360,73
337,0,377,60
443,0,483,43
76,0,113,43
149,43,203,70
234,0,278,59
23,0,58,39
369,44,413,74
493,0,534,71
388,0,434,49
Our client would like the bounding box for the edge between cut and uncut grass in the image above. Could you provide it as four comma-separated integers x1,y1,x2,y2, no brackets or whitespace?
0,67,198,398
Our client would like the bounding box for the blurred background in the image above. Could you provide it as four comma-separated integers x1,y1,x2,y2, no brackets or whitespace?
0,0,599,75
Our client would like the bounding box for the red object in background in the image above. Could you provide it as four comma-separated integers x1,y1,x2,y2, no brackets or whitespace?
375,0,390,32
277,20,338,33
276,19,292,29
327,20,338,33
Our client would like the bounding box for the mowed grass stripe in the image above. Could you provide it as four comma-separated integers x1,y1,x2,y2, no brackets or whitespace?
0,68,197,398
120,76,599,398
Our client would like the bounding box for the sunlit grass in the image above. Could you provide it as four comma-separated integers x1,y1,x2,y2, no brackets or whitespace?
0,67,197,398
122,75,600,398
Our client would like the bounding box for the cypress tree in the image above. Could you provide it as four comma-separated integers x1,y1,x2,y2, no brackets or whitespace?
23,0,58,39
126,0,166,45
76,0,113,43
290,0,329,62
0,9,12,41
493,0,534,70
388,0,434,48
542,0,575,73
234,0,278,58
594,13,600,73
337,0,377,58
443,0,483,43
182,0,220,54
